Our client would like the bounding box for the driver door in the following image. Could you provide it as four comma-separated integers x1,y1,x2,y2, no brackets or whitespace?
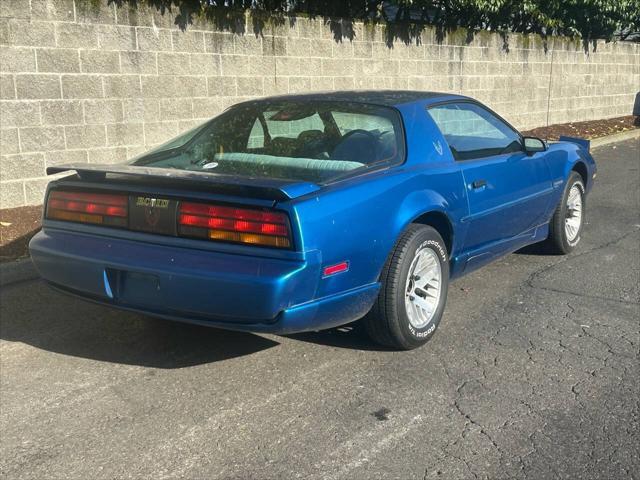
428,102,553,253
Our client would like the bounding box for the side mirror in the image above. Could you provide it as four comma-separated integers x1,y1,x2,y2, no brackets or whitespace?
523,136,547,154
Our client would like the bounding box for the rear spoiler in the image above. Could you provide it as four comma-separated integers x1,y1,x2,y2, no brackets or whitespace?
46,164,321,201
558,136,590,152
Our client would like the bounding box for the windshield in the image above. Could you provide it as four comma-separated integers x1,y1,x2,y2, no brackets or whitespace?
130,101,404,184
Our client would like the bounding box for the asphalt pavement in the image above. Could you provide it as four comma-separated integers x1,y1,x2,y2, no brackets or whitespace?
1,138,638,479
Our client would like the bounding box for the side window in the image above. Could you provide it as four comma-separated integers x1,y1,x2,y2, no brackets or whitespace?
428,103,522,160
332,111,394,136
264,111,324,139
247,118,264,149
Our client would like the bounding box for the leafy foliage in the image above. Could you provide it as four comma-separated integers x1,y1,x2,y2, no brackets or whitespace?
106,0,640,44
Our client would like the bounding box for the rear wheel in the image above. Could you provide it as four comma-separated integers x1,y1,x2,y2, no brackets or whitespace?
364,224,449,350
546,172,585,254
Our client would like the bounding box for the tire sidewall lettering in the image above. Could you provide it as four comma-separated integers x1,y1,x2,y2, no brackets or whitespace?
404,237,447,339
565,179,585,248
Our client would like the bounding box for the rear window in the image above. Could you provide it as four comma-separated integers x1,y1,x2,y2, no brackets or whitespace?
130,101,404,184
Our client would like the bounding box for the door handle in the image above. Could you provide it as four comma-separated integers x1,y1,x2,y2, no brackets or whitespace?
471,179,487,189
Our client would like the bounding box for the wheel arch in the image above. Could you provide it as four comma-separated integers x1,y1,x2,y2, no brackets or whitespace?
571,160,588,187
410,210,454,258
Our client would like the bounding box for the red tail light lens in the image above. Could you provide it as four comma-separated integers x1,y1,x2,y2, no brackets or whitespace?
178,202,292,248
46,190,128,227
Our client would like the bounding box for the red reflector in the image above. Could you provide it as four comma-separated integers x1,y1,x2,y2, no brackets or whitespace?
323,261,349,277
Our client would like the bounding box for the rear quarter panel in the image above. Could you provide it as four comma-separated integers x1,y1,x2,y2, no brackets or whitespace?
542,141,597,219
285,102,468,300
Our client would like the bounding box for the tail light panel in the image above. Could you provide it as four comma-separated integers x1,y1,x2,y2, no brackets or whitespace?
178,201,292,249
46,190,128,227
45,189,293,250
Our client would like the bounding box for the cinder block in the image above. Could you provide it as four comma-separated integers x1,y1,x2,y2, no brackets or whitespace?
237,76,264,96
0,100,40,128
289,76,311,93
61,74,103,98
207,75,237,97
140,75,165,98
232,34,261,56
321,58,354,76
275,57,301,75
45,148,88,166
80,50,120,73
172,30,205,53
286,37,310,57
25,177,51,205
0,128,19,155
334,76,355,90
157,52,190,75
0,75,15,99
19,126,65,152
87,146,128,164
190,54,221,76
65,124,106,149
97,25,136,51
120,51,157,74
84,99,124,124
261,35,286,57
36,48,80,73
123,98,160,122
136,27,172,51
106,122,144,146
103,75,141,98
15,72,62,101
56,23,99,49
174,75,202,98
0,47,36,72
8,20,56,47
0,0,31,20
206,32,235,55
40,100,83,125
354,42,373,58
159,98,192,121
75,1,116,25
0,180,25,209
31,0,75,22
191,97,223,119
221,55,250,75
0,152,45,181
143,121,178,146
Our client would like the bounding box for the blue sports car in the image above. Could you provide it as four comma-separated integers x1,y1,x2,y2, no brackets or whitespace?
29,91,596,350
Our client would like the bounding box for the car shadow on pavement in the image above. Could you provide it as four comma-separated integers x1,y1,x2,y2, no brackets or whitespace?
0,281,279,369
286,323,394,351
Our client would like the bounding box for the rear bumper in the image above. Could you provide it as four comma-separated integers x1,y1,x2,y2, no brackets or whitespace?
29,229,379,333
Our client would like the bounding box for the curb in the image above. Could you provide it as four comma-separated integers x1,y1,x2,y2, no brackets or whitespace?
0,257,39,287
590,129,640,149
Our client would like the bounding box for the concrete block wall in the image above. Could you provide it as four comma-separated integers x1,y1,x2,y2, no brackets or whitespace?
1,0,639,208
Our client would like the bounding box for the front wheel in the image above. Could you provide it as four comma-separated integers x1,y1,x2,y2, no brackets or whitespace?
546,172,585,254
363,224,449,350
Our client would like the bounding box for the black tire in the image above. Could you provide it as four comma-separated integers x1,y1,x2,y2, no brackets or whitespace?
546,171,585,254
363,224,449,350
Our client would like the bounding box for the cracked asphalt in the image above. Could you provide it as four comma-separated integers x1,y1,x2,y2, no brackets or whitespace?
1,138,638,479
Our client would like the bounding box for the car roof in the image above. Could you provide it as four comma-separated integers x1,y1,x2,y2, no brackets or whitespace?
235,90,470,108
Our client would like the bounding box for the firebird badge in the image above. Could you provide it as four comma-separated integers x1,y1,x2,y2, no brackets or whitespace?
135,197,170,209
129,196,177,235
433,140,443,156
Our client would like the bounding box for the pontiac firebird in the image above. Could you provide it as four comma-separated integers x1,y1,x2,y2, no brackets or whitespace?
29,91,596,350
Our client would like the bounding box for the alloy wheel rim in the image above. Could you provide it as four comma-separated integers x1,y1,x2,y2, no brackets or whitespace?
565,184,583,243
405,247,442,329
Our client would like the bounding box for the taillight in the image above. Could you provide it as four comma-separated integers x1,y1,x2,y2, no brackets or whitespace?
46,190,128,227
178,202,292,248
